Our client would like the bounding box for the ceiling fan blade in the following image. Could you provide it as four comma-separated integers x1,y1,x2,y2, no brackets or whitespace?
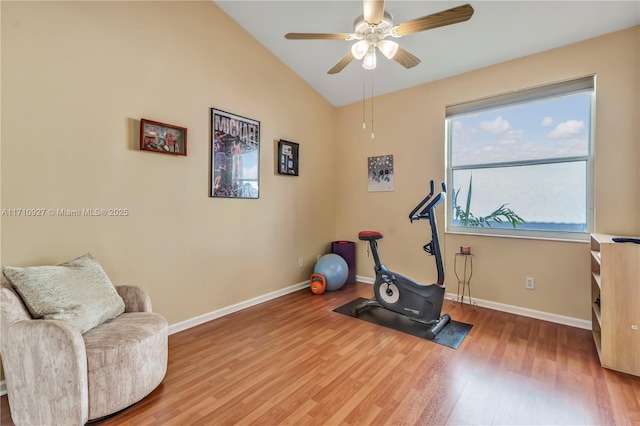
285,33,352,40
363,0,385,24
392,46,421,69
395,4,474,36
328,52,355,74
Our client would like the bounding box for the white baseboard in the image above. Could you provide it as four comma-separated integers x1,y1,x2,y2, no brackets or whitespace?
356,275,374,284
1,380,6,396
445,293,591,330
168,280,310,335
356,275,590,330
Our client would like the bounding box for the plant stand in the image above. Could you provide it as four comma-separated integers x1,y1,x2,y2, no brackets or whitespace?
452,253,476,309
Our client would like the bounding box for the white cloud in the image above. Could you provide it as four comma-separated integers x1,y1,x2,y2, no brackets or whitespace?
556,138,587,148
521,142,540,152
479,116,510,134
541,116,554,127
547,120,585,138
554,138,589,156
499,129,525,145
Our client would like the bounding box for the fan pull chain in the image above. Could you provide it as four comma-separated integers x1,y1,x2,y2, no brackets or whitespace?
362,70,366,130
370,71,375,139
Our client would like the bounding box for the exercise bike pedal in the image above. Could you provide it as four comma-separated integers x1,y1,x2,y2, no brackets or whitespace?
425,313,451,340
351,298,383,317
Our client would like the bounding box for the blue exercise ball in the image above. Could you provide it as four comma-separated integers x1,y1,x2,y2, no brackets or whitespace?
314,254,348,291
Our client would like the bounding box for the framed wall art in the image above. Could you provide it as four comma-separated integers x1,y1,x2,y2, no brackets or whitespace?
140,119,187,156
277,140,299,176
210,108,260,199
368,154,394,192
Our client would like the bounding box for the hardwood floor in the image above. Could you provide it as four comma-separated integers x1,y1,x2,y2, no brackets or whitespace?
2,282,639,425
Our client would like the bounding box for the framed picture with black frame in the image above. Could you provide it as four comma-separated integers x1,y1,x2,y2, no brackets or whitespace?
277,140,299,176
210,108,260,199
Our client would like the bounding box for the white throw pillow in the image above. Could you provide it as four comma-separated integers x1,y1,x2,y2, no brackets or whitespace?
2,253,125,334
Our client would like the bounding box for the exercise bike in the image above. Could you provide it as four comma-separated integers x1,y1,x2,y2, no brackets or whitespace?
352,180,451,339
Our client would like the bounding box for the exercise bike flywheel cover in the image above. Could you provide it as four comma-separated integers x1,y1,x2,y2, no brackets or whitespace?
379,282,400,304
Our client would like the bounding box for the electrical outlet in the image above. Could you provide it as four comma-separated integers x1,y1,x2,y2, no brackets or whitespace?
298,258,304,268
317,254,321,261
525,277,535,290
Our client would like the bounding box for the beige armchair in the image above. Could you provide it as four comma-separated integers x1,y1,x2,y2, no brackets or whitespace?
1,280,168,425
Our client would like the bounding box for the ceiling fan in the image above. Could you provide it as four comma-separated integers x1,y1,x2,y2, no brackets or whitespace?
285,0,474,74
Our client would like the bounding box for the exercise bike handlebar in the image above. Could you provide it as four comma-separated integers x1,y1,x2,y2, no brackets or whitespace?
419,184,446,217
409,180,435,222
409,181,446,222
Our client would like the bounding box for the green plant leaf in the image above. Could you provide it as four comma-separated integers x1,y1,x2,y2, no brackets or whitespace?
452,176,526,229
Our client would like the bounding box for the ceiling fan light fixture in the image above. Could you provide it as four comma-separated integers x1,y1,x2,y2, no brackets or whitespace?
377,39,399,59
363,50,377,70
362,45,377,70
351,40,370,60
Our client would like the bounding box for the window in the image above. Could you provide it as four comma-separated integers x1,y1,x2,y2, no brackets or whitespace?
446,76,594,241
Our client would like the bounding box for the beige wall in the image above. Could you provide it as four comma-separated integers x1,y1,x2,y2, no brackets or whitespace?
1,0,337,329
335,26,640,321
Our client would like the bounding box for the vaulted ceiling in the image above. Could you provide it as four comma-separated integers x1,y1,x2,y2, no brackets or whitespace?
215,1,640,107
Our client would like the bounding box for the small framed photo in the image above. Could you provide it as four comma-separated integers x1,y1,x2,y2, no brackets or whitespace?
277,140,299,176
140,119,187,156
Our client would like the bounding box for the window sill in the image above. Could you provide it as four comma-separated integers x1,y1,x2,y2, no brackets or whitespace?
445,228,590,243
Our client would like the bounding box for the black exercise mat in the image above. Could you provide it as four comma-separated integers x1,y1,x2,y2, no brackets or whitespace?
333,297,472,349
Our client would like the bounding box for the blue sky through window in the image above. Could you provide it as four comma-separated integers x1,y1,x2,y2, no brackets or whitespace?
451,92,590,167
449,91,591,231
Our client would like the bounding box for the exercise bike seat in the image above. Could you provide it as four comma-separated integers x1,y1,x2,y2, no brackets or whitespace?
358,230,383,241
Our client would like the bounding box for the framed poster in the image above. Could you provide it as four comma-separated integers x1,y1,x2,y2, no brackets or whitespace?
140,119,187,156
368,154,394,192
210,109,260,199
277,140,299,176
